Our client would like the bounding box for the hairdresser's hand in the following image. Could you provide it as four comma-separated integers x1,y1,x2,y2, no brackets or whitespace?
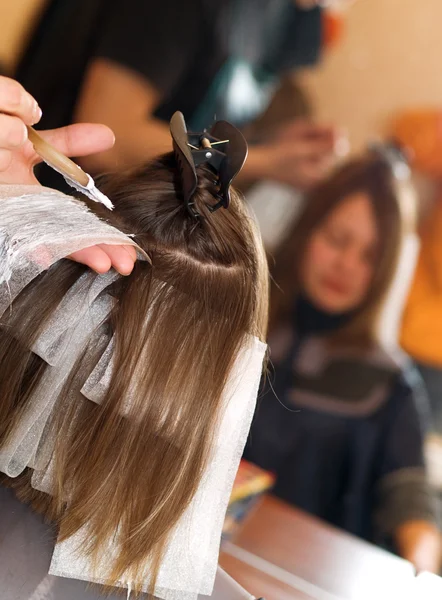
0,76,136,275
68,244,137,276
0,76,116,184
395,520,442,574
244,120,347,190
0,75,42,183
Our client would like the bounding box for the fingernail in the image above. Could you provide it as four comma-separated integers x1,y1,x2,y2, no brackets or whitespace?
31,102,42,125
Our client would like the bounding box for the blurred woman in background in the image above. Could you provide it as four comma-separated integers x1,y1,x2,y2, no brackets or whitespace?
244,151,442,573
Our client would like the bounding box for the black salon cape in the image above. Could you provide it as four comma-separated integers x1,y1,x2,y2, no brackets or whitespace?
244,299,437,551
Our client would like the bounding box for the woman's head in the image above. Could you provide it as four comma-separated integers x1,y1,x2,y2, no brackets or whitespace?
300,189,380,314
271,153,414,342
99,153,269,339
0,154,268,592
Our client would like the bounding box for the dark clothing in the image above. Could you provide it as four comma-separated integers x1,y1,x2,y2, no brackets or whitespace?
16,0,322,192
244,298,437,549
416,361,442,434
17,0,322,132
294,292,351,337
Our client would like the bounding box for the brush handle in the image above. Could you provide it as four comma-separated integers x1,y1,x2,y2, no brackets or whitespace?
27,126,90,187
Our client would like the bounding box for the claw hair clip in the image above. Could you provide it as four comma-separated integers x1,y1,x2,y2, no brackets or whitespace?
170,111,248,218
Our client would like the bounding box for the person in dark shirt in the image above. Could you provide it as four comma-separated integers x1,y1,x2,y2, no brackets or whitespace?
244,149,442,573
16,0,339,189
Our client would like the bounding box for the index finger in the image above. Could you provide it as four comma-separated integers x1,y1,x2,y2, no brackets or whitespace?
37,123,115,159
98,244,137,275
275,121,336,145
283,136,337,162
0,76,41,125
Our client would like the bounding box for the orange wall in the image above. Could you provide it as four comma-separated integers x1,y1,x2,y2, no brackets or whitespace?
300,0,442,152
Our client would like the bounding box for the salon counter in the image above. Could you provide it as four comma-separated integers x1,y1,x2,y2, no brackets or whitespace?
219,495,416,600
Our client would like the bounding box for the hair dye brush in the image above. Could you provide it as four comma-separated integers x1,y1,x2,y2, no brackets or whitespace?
27,126,114,210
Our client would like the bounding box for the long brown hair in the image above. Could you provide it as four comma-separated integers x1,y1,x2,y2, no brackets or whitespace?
270,153,415,346
0,154,268,592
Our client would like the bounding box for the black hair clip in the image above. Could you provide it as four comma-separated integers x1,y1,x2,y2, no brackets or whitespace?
170,111,248,218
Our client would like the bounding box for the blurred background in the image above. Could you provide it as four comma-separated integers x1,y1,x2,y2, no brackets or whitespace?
2,0,442,149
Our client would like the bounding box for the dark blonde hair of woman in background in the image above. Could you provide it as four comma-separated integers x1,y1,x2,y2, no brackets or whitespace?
269,153,416,347
0,154,269,594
